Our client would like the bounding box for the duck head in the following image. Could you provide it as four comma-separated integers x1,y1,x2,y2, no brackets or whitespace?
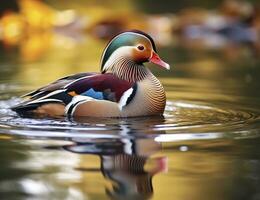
100,30,170,81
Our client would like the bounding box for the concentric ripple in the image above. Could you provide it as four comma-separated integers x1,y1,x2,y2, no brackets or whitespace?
0,85,259,142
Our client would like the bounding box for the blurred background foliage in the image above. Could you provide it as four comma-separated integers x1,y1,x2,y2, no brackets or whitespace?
0,0,259,88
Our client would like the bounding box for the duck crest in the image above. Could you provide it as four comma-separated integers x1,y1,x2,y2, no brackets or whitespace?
101,30,156,73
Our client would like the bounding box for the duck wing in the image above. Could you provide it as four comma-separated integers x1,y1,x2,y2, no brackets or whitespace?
23,72,96,99
66,73,135,102
12,73,136,116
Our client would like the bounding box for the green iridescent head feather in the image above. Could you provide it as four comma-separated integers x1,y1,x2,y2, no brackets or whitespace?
100,30,157,73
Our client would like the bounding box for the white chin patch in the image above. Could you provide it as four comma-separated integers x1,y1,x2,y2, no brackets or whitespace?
118,88,134,111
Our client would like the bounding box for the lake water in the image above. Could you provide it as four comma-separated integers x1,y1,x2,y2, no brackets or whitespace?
0,27,260,200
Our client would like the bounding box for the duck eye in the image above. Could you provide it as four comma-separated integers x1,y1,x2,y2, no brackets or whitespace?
137,45,145,51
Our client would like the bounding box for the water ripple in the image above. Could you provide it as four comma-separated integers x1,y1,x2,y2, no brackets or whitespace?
0,92,259,142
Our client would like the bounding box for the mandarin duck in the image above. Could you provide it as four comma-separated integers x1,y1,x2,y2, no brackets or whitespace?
12,30,170,117
64,138,166,199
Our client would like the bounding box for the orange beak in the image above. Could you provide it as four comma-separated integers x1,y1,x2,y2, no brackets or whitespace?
149,51,170,70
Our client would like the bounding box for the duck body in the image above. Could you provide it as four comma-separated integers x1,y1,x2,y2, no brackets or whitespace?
12,30,170,118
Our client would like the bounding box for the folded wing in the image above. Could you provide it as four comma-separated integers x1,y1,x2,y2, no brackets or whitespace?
12,73,135,116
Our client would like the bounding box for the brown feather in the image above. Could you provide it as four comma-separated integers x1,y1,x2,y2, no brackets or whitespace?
33,103,65,117
73,100,120,117
23,73,96,99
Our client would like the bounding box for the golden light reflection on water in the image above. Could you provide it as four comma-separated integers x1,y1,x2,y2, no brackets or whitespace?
5,138,240,200
14,35,104,86
153,152,232,200
0,1,260,200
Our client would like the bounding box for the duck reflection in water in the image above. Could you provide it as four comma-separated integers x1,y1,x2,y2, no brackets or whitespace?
63,116,168,200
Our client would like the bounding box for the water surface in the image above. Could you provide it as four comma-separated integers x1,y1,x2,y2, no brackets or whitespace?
1,59,260,200
0,13,260,200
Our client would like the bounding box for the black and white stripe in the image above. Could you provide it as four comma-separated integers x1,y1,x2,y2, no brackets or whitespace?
107,55,148,82
145,75,166,114
118,84,138,110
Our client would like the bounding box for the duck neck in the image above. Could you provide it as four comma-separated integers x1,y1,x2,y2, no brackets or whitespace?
103,56,150,82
